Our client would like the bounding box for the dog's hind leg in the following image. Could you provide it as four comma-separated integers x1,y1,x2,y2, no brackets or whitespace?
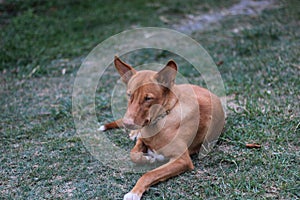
98,118,124,131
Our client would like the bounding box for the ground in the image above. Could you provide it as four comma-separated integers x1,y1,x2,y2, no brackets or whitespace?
0,0,299,199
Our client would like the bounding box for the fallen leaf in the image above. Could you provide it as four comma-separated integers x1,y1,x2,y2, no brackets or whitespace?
246,143,261,148
216,61,224,66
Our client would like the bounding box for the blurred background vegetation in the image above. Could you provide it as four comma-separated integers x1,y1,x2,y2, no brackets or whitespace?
0,0,299,199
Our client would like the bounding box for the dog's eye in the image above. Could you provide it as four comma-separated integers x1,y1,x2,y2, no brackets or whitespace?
144,96,153,102
127,93,131,99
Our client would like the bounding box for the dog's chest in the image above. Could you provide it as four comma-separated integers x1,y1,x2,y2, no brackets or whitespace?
141,121,179,153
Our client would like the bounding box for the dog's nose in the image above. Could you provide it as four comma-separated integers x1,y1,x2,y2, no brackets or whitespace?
123,118,138,130
123,118,134,126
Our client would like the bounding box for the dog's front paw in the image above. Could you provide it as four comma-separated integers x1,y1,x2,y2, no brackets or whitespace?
123,192,140,200
147,149,166,162
97,125,106,132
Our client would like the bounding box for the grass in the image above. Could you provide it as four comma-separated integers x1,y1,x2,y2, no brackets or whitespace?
1,0,299,199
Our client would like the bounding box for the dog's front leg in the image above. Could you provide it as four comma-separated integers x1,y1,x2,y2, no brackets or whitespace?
130,138,153,164
124,151,194,200
98,118,124,131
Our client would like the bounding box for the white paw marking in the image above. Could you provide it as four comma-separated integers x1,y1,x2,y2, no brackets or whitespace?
144,155,155,163
97,125,106,131
123,192,140,200
147,149,165,162
129,130,141,141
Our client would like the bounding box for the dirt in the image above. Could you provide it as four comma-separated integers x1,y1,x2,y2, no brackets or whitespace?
174,0,277,34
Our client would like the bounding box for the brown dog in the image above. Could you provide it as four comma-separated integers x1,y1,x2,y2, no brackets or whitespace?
99,56,225,200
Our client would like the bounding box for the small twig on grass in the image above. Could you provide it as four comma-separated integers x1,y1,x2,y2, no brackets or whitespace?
246,143,261,149
27,65,40,78
219,159,239,174
220,137,245,147
290,63,300,70
293,121,300,134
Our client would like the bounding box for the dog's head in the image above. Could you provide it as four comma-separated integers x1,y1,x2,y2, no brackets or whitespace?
114,56,177,130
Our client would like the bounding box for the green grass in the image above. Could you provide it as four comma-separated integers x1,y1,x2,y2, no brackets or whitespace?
1,0,299,199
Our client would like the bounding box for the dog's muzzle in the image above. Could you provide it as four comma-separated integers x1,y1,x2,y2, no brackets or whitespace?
122,118,142,130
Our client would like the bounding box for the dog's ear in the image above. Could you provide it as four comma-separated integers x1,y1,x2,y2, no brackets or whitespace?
114,56,137,84
155,60,177,88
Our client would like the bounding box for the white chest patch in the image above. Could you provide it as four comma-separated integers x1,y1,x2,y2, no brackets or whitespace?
129,130,141,141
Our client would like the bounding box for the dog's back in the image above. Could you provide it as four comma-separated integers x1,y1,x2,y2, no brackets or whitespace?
180,84,225,156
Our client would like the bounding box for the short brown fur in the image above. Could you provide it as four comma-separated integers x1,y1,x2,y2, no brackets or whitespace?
101,56,225,200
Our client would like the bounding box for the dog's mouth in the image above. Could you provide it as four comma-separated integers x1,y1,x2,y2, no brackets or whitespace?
122,118,150,130
124,123,142,130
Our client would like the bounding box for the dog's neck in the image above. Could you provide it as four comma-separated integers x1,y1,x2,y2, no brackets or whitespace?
150,87,178,126
150,109,170,126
